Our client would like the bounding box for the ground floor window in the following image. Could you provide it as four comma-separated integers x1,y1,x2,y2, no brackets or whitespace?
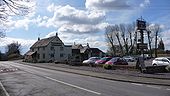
60,53,64,57
37,53,40,59
51,54,54,58
43,53,45,59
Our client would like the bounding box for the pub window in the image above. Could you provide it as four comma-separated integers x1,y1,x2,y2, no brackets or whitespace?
60,47,64,51
51,47,54,51
37,54,40,59
43,53,45,59
51,54,54,58
43,47,45,51
60,53,64,57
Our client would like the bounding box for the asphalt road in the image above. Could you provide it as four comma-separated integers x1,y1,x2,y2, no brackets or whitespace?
0,61,170,96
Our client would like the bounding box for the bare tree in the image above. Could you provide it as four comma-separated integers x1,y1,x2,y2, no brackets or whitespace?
114,24,124,55
119,24,128,55
6,42,21,56
0,0,32,21
127,22,136,54
149,24,161,57
105,23,136,56
105,25,116,56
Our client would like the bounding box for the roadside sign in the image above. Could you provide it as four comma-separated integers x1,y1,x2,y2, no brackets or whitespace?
137,43,148,49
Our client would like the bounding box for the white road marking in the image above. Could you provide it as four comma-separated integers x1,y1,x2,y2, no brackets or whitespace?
131,83,143,86
0,81,10,96
45,76,101,95
166,88,170,91
146,85,161,89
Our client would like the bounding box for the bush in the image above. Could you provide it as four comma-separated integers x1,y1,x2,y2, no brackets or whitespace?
103,64,113,70
7,54,21,60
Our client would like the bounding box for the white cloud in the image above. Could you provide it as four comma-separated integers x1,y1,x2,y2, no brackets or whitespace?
0,37,36,47
85,0,132,11
4,17,40,31
58,23,108,34
140,0,150,7
40,4,107,34
45,31,57,38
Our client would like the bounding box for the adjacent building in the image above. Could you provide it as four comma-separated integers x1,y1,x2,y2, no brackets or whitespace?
72,43,105,61
25,33,72,63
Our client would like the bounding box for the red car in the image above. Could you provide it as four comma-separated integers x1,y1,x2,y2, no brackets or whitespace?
95,57,112,64
105,57,128,65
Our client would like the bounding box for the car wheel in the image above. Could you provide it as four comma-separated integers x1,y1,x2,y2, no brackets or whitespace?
153,64,157,66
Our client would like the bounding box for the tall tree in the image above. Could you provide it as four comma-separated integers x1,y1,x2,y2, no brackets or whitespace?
158,38,165,51
149,24,161,57
105,25,116,56
6,42,21,56
114,24,124,55
127,22,136,54
105,23,136,56
119,24,128,55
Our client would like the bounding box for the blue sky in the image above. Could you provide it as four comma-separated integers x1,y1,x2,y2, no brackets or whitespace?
1,0,170,54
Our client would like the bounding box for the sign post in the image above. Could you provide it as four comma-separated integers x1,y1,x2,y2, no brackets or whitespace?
136,17,147,73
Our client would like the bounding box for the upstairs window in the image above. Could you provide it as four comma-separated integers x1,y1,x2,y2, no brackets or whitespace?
51,47,54,51
43,47,45,51
60,47,64,51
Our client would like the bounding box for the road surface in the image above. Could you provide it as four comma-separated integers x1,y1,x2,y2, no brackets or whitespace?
0,61,170,96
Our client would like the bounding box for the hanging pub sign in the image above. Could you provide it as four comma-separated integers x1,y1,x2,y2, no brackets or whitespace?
137,20,146,30
137,43,148,49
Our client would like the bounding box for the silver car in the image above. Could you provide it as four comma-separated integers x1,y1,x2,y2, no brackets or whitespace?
83,57,101,65
152,57,170,66
123,56,135,62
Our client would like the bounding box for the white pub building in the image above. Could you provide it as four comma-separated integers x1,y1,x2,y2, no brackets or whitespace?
25,33,72,63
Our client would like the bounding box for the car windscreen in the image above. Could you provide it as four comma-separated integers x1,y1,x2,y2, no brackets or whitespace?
89,57,100,60
110,58,118,62
167,58,170,61
100,58,107,60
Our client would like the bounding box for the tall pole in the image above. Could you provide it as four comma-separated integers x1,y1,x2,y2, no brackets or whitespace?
136,17,147,73
140,30,144,58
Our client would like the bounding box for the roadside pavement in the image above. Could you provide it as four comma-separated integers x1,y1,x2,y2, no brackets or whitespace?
16,61,170,86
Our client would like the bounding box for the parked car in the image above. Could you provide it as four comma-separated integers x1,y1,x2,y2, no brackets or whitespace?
82,57,101,65
152,57,170,66
123,56,135,62
105,57,128,65
140,54,151,60
95,57,112,64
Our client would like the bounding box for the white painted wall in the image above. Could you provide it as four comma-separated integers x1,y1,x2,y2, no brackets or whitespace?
31,36,72,62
